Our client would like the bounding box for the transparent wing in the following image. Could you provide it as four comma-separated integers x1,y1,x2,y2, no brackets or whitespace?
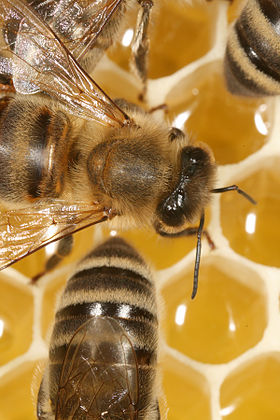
55,316,139,420
0,202,111,270
0,0,130,127
30,0,124,62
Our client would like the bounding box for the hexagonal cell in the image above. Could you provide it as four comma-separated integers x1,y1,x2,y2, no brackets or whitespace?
221,159,280,267
0,276,33,365
166,62,271,164
220,353,280,420
161,257,267,363
107,0,217,79
160,354,211,420
0,361,38,419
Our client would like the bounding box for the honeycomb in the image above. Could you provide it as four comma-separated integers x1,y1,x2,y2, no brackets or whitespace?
0,1,279,419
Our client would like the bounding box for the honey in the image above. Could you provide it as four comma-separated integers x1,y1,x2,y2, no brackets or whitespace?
221,160,280,267
0,276,33,366
0,362,38,420
0,1,278,419
160,354,211,420
220,353,280,420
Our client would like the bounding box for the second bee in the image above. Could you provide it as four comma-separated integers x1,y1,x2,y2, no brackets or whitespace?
37,237,160,419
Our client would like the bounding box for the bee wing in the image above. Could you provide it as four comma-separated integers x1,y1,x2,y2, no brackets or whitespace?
31,0,124,62
0,202,110,270
55,316,139,420
0,0,130,127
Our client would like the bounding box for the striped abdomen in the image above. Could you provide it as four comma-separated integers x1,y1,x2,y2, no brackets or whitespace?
224,0,280,96
0,97,73,203
37,237,159,420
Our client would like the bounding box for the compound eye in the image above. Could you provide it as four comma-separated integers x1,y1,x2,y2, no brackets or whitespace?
157,188,186,227
186,158,197,177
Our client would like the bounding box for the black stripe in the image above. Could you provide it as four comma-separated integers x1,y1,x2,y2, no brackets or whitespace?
66,266,153,295
56,301,156,323
258,0,280,29
236,13,280,83
27,109,51,198
224,46,266,95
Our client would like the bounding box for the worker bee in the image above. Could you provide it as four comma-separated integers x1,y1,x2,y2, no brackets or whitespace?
224,0,280,96
37,236,160,419
0,0,255,298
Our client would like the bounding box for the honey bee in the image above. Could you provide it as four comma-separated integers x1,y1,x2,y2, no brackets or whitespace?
37,236,160,420
224,0,280,96
0,0,255,298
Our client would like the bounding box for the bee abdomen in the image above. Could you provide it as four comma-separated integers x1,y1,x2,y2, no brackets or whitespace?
224,0,280,96
0,98,72,203
48,238,158,411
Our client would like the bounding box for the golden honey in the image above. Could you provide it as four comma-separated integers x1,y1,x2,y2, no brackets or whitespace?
0,276,33,366
0,362,38,419
0,1,279,419
220,353,280,419
221,161,280,267
160,354,211,420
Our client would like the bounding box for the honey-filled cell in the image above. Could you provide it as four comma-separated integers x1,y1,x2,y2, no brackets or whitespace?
166,62,271,165
161,258,267,364
221,160,280,267
160,354,211,420
0,361,38,420
0,277,33,365
107,0,216,79
220,353,280,420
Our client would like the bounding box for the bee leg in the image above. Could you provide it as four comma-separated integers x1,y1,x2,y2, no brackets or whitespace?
148,103,168,114
131,0,153,102
31,235,74,284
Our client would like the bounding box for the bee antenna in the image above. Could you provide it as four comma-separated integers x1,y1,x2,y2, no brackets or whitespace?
211,185,257,205
191,211,205,300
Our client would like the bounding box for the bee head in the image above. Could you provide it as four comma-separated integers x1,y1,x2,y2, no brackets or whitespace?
155,145,216,231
